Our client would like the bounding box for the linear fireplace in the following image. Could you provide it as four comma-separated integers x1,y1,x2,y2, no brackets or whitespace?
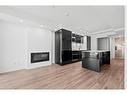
31,52,49,63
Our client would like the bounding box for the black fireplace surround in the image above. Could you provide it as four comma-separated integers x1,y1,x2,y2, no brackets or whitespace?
31,52,49,63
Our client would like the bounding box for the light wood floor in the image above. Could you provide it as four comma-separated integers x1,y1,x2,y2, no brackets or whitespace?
0,59,124,89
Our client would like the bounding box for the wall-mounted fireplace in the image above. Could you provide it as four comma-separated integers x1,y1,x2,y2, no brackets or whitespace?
31,52,49,63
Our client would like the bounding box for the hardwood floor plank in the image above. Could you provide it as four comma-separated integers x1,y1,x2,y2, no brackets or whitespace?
0,59,124,89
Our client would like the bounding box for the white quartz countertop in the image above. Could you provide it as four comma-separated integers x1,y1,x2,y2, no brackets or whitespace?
82,50,110,52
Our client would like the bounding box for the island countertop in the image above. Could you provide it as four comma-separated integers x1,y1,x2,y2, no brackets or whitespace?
82,50,110,52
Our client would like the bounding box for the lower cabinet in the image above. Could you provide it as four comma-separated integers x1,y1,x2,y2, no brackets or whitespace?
56,50,82,66
72,51,82,63
82,51,110,72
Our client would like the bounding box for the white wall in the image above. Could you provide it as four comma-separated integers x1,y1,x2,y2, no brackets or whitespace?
51,31,55,64
0,20,28,73
0,19,52,73
27,27,52,69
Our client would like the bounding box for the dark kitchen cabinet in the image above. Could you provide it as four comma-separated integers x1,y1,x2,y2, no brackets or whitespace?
72,33,76,42
72,33,83,43
55,29,84,66
76,35,80,43
82,51,110,72
62,29,72,50
78,35,84,43
55,29,72,65
72,51,82,62
87,36,91,50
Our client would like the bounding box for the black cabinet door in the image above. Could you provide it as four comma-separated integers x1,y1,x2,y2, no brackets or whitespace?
87,36,91,50
72,33,83,43
62,29,72,50
72,51,79,60
62,50,72,63
72,33,76,42
78,35,82,43
75,34,82,43
55,31,61,64
55,28,73,65
75,34,79,43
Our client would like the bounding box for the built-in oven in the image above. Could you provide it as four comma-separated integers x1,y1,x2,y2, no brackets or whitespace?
72,51,82,62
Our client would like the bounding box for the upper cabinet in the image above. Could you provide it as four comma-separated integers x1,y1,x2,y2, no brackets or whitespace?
72,33,84,43
87,36,91,50
72,33,76,42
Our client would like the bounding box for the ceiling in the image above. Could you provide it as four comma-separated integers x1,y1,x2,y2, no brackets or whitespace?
0,6,124,34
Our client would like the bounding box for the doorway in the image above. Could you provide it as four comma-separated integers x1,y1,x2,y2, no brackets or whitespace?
115,36,125,59
97,37,110,50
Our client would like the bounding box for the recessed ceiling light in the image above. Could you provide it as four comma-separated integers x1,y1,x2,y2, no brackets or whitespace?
40,24,44,27
65,12,70,16
19,19,23,23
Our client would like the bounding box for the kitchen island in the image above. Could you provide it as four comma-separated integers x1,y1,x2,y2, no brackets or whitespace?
82,50,110,72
